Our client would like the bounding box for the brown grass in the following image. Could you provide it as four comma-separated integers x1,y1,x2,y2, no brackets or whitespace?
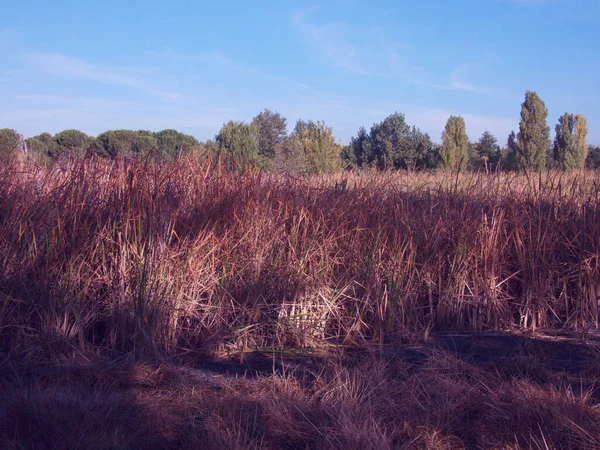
1,156,600,448
1,334,599,449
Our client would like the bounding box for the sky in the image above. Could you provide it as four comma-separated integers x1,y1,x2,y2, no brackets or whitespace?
1,0,599,145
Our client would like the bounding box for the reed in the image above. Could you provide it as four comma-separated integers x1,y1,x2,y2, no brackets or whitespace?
1,156,599,360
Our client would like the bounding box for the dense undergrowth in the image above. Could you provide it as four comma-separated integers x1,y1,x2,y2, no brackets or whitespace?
1,156,599,362
2,157,600,448
1,334,600,449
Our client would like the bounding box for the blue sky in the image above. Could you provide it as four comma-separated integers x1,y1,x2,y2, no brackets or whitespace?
1,0,599,145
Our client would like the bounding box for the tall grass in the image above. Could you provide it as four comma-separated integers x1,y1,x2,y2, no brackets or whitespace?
1,156,599,360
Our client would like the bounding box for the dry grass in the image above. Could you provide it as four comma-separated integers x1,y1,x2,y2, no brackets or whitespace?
1,157,599,360
1,156,600,448
1,334,599,449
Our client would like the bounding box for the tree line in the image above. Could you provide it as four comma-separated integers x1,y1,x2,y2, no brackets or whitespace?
1,90,598,172
345,91,596,172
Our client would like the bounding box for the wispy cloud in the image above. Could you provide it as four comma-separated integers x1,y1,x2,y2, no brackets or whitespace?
291,10,500,96
2,93,234,138
152,48,339,101
21,52,182,100
291,9,370,75
448,64,497,95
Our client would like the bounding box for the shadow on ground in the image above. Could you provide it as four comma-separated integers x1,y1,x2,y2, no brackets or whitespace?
1,331,599,449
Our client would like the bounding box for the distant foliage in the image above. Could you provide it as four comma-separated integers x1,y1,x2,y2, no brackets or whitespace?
499,131,518,171
53,129,93,158
440,115,469,171
345,113,436,170
215,121,262,169
346,126,372,168
2,96,594,172
586,145,600,169
25,132,55,159
473,131,501,170
516,91,550,171
96,130,158,158
153,129,199,159
0,128,20,161
290,120,341,174
554,113,588,170
252,109,287,159
274,135,309,173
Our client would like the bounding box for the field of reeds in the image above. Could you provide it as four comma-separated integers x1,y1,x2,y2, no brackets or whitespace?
1,156,600,448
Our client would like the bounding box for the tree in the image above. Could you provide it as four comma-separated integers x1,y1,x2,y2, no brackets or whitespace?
586,145,600,170
252,109,287,159
371,113,434,170
346,126,372,168
440,115,469,171
346,113,435,170
0,128,20,161
96,130,158,158
423,143,442,170
553,113,588,170
516,91,550,171
25,132,58,161
473,131,500,170
54,129,93,158
290,120,340,174
153,129,199,159
500,131,519,171
96,130,137,158
274,135,309,173
215,121,261,168
25,137,47,154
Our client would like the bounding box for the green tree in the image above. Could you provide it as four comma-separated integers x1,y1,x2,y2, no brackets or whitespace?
500,131,519,171
54,129,93,158
347,113,435,170
553,113,588,170
423,143,442,169
25,132,58,160
25,137,48,154
516,91,550,171
0,128,20,161
153,129,199,159
586,145,600,169
372,113,434,170
215,121,261,168
275,135,309,173
346,126,373,169
473,131,500,170
291,120,340,174
252,109,287,159
96,130,137,158
96,130,158,158
440,115,469,171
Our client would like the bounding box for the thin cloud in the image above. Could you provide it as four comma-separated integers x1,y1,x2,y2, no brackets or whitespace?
448,65,495,95
291,9,370,75
291,10,499,95
153,49,334,99
21,52,182,100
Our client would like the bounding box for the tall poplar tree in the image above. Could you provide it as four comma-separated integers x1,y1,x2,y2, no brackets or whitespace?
516,91,550,171
440,115,469,171
554,113,588,170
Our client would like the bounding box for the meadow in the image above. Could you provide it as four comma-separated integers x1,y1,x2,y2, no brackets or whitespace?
1,156,600,448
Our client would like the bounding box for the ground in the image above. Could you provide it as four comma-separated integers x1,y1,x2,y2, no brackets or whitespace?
2,331,599,449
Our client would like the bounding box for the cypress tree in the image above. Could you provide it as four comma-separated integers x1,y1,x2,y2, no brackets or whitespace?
554,113,587,170
440,115,469,171
516,91,550,171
